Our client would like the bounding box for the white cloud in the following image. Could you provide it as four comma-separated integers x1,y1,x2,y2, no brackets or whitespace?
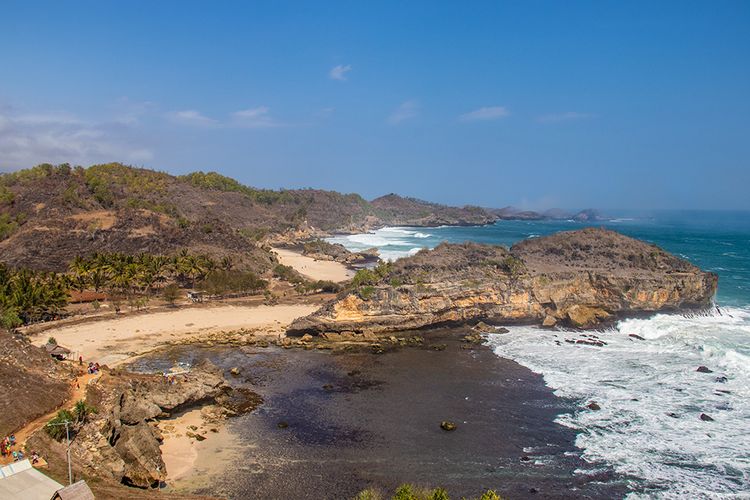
168,109,218,127
537,111,594,123
459,106,510,122
329,64,352,81
231,106,281,128
388,100,419,124
0,106,153,170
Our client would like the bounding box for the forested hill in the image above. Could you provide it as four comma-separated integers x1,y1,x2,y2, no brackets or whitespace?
0,163,497,271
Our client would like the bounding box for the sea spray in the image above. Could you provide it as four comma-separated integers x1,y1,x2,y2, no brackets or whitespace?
485,309,750,498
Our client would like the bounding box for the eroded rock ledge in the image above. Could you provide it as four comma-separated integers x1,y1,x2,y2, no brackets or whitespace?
288,228,717,335
51,361,259,489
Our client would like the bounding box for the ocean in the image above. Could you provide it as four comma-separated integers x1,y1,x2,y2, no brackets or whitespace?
327,210,750,498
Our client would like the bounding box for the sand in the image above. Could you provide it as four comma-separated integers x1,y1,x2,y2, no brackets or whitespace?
273,247,355,282
30,303,317,366
159,407,242,488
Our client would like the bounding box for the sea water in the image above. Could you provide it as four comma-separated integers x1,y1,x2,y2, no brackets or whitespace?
328,210,750,498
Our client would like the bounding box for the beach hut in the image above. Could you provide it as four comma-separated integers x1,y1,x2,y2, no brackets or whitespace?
44,343,72,361
51,480,95,500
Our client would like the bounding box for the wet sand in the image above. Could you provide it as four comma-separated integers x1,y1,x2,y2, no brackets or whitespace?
128,331,628,499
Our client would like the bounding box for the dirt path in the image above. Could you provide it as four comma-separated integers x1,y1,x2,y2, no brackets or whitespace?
0,371,100,465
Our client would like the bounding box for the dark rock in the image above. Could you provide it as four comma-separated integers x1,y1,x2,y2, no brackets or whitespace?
628,334,645,340
496,327,510,334
440,421,457,431
520,455,531,462
587,402,601,411
666,412,679,418
529,488,538,494
700,413,714,422
277,421,289,429
715,376,728,383
322,384,334,391
696,366,713,373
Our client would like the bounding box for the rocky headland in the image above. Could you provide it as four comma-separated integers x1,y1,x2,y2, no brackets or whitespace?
288,228,718,335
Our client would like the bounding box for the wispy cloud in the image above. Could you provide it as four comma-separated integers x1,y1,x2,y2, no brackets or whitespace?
329,64,352,81
459,106,510,122
537,111,595,123
0,106,153,170
388,100,419,124
231,106,281,128
168,109,218,127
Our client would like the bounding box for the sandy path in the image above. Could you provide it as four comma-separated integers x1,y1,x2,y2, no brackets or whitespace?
0,371,100,465
273,247,354,283
30,304,317,366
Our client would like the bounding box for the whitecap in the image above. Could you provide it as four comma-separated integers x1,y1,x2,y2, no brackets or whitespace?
485,307,750,497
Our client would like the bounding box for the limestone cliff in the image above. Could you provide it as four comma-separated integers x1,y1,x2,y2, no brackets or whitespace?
288,228,718,334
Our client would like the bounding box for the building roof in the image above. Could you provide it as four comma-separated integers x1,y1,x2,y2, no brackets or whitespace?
0,459,64,500
44,343,72,355
52,480,95,500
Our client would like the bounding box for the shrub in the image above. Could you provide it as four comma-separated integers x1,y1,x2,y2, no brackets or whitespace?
0,309,22,330
359,285,376,300
47,336,57,345
478,491,501,500
352,269,377,287
46,409,75,441
163,284,180,305
73,400,96,424
273,264,306,285
353,489,382,500
393,484,418,500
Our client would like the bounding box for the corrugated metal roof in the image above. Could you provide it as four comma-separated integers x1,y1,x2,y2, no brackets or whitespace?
52,480,95,500
0,459,64,500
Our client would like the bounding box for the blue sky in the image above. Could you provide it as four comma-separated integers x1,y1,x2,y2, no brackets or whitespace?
1,1,748,210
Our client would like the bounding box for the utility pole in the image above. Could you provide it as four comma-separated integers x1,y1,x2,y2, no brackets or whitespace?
45,420,73,485
65,421,72,486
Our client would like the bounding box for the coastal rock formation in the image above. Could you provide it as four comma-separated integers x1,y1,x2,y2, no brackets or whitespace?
288,229,717,335
59,361,242,488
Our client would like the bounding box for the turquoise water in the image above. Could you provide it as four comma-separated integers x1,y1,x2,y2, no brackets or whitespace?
329,211,750,498
329,210,750,307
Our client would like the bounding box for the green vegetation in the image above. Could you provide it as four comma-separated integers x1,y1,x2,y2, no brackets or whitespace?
162,283,180,305
198,269,267,296
358,285,376,299
45,409,75,441
0,264,68,328
354,484,502,500
0,213,20,241
45,400,97,442
273,264,306,284
179,171,293,204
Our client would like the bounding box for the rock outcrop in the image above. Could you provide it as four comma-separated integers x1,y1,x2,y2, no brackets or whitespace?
288,229,717,335
65,360,251,488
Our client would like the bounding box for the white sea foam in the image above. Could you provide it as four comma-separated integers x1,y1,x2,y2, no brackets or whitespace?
485,308,750,498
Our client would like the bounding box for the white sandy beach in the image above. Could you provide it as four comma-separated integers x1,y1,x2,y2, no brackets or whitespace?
30,303,317,366
273,247,355,282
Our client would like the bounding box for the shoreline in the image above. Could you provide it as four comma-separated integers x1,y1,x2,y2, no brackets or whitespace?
127,331,629,499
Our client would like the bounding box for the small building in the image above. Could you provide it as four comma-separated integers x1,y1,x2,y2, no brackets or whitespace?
0,459,64,500
51,480,95,500
44,343,72,361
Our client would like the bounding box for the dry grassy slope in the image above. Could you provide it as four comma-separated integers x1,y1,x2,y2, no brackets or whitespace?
0,163,498,272
0,329,73,437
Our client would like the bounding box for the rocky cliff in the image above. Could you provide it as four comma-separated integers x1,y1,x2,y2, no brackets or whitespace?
50,360,257,489
288,228,718,334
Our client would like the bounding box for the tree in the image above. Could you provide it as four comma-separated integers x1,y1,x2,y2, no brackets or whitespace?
163,283,180,306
